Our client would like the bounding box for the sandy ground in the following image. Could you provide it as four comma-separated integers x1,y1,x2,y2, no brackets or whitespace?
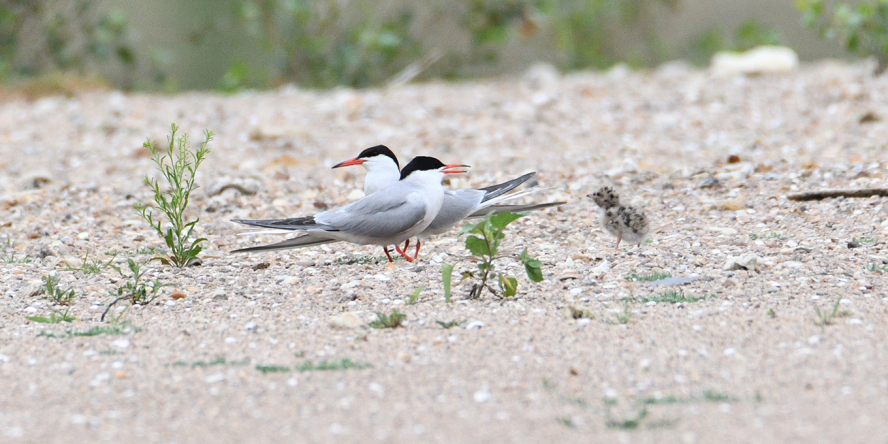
1,61,887,443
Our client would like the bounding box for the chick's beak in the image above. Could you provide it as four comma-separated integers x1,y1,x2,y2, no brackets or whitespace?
332,158,365,169
443,164,470,174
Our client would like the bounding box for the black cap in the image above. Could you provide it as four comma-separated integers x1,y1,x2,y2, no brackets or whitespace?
357,145,399,169
399,156,446,180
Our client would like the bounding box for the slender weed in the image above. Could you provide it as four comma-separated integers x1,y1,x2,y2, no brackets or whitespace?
369,310,406,329
625,272,672,282
435,320,463,329
296,359,371,372
642,290,709,304
64,252,118,274
135,123,212,267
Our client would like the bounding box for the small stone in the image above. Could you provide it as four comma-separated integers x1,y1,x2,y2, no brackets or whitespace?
115,370,129,378
723,254,763,271
699,178,719,189
328,312,363,329
466,320,485,330
727,155,741,164
848,241,861,249
212,290,228,301
170,290,187,300
473,389,490,403
205,373,225,384
111,338,130,349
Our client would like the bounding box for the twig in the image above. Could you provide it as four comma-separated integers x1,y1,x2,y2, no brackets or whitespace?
101,293,134,322
786,188,888,201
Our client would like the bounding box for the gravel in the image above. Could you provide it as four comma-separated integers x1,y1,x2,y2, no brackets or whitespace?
1,61,888,443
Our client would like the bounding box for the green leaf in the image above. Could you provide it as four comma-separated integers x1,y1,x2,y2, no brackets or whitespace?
489,211,525,231
519,248,544,282
465,235,490,257
408,285,424,305
442,263,454,303
499,275,518,297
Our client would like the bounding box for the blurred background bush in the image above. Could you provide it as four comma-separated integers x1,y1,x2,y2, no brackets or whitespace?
0,0,877,92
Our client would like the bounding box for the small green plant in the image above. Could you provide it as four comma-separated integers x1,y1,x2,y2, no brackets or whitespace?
64,252,117,274
39,320,137,338
854,236,877,244
1,250,32,263
767,308,777,318
642,290,709,304
799,0,888,74
814,297,850,327
436,320,463,329
606,408,648,429
369,310,406,329
442,262,454,303
256,364,291,373
867,263,888,272
557,416,575,428
135,123,212,267
612,303,633,324
407,285,424,305
296,359,372,372
101,259,171,321
27,311,77,324
451,211,543,299
41,275,78,306
625,271,672,282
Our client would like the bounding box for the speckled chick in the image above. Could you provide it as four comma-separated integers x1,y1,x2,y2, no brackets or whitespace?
587,186,650,250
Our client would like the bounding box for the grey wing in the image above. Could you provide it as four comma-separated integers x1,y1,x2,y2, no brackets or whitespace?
231,234,336,253
231,216,338,232
318,191,429,239
477,172,535,203
427,190,483,231
467,201,565,218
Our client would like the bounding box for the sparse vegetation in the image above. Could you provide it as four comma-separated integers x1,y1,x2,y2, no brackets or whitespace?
39,320,138,338
256,364,291,373
867,262,888,272
450,211,543,299
799,0,888,74
642,290,710,304
814,296,850,327
64,252,117,274
369,310,406,329
135,123,212,267
407,285,423,305
336,254,403,264
1,250,33,264
436,320,463,329
606,408,648,429
296,359,372,372
611,303,633,324
557,415,575,428
442,262,454,303
41,274,78,306
101,259,171,321
625,271,672,282
167,357,250,368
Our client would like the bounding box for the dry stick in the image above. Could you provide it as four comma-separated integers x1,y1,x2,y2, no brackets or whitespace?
787,188,888,201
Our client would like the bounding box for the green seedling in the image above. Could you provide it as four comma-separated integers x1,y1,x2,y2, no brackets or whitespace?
256,365,291,373
611,303,633,325
642,290,709,304
1,251,32,263
448,211,543,299
625,272,672,282
407,285,424,305
435,320,463,329
557,416,575,428
606,408,648,429
442,262,454,303
29,275,79,323
296,359,372,372
64,252,118,274
135,123,212,267
101,259,171,321
369,310,406,329
814,296,850,327
868,263,888,272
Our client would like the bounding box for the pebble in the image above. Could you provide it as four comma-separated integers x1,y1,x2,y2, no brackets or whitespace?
205,373,226,384
723,254,762,271
328,312,363,329
466,321,485,329
111,339,130,349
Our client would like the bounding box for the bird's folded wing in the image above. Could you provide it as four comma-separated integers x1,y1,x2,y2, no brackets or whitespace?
230,216,338,231
477,172,535,203
320,192,428,239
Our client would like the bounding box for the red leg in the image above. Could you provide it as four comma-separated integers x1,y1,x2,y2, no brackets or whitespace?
413,240,422,261
382,247,394,262
394,244,414,262
615,236,622,251
403,239,410,250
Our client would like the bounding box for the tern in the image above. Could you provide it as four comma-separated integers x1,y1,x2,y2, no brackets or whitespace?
587,186,650,250
333,145,565,259
232,156,468,262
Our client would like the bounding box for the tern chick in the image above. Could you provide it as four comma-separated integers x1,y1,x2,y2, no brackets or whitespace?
587,186,649,250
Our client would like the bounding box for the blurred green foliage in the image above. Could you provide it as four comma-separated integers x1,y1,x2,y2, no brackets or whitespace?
690,20,784,65
798,0,888,73
0,0,147,89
